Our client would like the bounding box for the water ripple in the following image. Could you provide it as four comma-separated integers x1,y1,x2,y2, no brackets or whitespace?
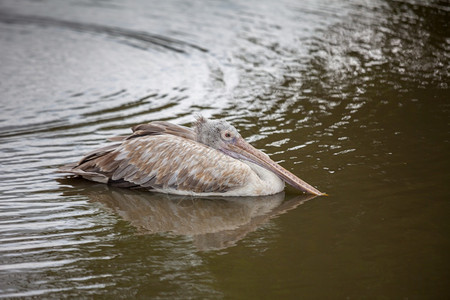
0,0,448,298
0,12,207,53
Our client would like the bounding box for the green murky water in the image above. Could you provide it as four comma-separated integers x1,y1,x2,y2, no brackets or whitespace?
0,0,449,298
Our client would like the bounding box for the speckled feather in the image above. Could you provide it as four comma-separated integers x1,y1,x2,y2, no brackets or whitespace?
61,122,252,193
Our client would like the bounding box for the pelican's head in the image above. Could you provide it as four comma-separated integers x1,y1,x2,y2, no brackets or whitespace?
194,116,241,150
193,116,325,196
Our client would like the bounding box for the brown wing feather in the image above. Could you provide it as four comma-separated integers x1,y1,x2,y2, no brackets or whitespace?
107,121,196,142
129,121,196,140
61,134,251,193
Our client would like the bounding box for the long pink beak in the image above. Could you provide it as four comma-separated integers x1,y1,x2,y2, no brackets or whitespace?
225,137,326,196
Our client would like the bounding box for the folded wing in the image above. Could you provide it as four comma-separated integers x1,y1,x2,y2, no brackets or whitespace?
59,122,251,193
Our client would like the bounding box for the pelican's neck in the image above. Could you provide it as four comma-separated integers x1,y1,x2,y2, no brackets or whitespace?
242,160,285,194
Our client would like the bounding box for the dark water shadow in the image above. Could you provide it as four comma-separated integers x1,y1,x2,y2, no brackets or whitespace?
58,178,316,251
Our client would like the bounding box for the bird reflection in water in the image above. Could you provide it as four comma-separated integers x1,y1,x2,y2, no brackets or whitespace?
59,179,316,250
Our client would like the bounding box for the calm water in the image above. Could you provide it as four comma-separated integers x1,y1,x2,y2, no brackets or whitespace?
0,0,449,298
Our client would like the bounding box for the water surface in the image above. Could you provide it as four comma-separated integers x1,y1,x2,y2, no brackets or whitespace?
0,0,449,298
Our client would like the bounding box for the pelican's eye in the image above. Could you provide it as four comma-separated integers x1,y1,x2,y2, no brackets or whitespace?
221,130,233,141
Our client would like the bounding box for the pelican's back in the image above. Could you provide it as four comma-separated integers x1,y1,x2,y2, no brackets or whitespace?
58,122,252,194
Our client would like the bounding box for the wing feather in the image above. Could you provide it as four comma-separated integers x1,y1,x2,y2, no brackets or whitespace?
64,134,251,193
129,121,196,140
106,121,196,142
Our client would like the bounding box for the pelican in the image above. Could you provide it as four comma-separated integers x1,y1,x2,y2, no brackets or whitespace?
58,116,325,196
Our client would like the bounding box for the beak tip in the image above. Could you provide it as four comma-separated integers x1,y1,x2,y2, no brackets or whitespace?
306,190,327,196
